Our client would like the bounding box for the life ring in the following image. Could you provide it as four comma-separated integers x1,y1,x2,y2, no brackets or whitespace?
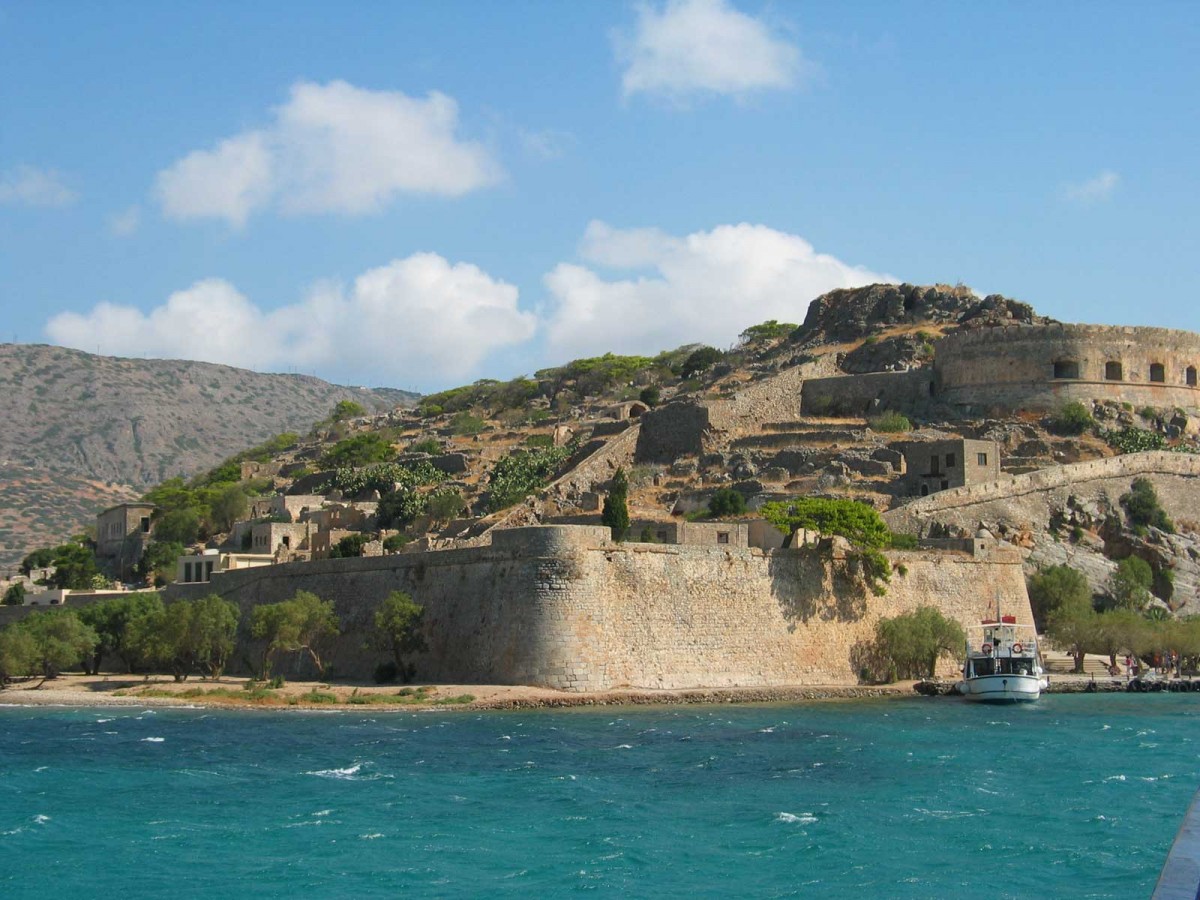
1012,642,1024,654
981,643,992,654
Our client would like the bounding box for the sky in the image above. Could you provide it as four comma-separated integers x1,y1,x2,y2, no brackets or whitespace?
1,0,1198,393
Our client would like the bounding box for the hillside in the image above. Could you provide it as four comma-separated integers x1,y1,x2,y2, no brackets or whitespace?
0,344,417,569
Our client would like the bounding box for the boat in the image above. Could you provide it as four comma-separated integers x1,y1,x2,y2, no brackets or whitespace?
956,614,1048,703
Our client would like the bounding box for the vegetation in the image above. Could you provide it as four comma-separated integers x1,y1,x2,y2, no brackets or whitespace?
486,444,573,512
1121,477,1174,533
639,385,661,408
369,591,427,682
320,433,395,468
250,591,341,678
331,400,367,422
1045,589,1097,673
319,460,444,498
1050,401,1094,436
1104,426,1166,454
449,412,486,436
868,411,912,433
872,607,966,681
426,488,466,526
38,542,100,590
739,320,797,345
1027,565,1092,631
707,487,747,518
1106,556,1154,610
78,591,164,673
760,498,893,595
329,534,374,558
601,468,631,541
3,582,26,606
382,534,410,553
2,609,98,683
408,438,443,456
127,594,240,680
138,541,185,586
679,346,724,379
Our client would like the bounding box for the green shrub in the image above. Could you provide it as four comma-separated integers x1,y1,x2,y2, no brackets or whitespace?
759,498,890,549
382,534,410,553
1138,406,1159,421
321,433,394,468
329,533,373,558
525,434,554,449
887,532,919,550
639,385,661,407
486,444,572,512
449,412,485,436
408,438,442,455
872,607,965,681
1104,427,1166,454
1027,565,1091,631
1050,401,1093,436
679,346,723,379
602,468,631,541
1121,477,1174,533
707,487,747,518
868,411,912,433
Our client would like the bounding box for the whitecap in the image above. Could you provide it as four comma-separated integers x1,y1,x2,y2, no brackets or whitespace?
141,737,165,743
1104,774,1127,782
306,764,361,779
914,808,974,819
1101,724,1111,730
313,809,332,817
614,744,633,750
360,833,384,840
33,815,50,825
776,812,818,824
759,727,775,733
34,766,48,773
96,719,113,724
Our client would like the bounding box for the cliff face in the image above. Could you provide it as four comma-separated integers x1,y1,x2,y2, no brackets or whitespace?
0,343,416,568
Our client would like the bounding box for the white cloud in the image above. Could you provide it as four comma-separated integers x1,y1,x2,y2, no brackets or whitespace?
0,165,77,207
154,81,500,226
45,253,535,384
517,128,575,161
107,205,141,237
542,221,892,359
1064,170,1119,203
615,0,806,101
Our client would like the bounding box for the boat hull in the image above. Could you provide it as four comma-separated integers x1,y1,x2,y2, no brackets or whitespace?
957,673,1042,703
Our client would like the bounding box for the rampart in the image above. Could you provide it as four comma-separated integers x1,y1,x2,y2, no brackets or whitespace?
165,524,1030,691
884,451,1200,535
934,324,1200,414
801,370,933,416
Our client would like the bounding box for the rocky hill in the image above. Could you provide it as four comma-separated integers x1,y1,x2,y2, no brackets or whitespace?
0,344,416,568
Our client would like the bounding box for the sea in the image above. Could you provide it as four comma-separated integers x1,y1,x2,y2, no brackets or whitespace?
1,694,1196,898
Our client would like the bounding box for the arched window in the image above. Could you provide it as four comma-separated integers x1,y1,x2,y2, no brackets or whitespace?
1149,363,1165,383
1188,366,1197,387
1053,360,1080,379
1105,361,1123,381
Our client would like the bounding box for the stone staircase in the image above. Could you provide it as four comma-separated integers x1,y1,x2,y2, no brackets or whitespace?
1041,650,1116,677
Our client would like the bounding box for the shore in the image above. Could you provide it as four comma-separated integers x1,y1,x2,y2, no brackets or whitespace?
0,673,916,711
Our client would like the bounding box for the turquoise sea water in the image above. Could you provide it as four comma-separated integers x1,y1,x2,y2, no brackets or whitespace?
1,695,1197,898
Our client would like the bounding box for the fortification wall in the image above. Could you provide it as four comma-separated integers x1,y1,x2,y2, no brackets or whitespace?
801,370,933,416
884,451,1200,535
934,324,1200,413
165,525,1029,690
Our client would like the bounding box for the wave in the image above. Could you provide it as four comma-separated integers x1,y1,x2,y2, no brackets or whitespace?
776,812,818,824
141,737,165,743
304,762,392,781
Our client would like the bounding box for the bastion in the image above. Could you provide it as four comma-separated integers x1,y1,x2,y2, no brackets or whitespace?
165,524,1032,691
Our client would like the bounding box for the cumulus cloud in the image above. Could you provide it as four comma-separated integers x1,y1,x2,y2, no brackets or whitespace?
45,253,535,384
1064,170,1119,203
615,0,806,101
542,221,892,359
155,81,500,226
0,165,77,207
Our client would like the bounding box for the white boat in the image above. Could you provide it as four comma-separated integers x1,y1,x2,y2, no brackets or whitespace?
956,615,1048,703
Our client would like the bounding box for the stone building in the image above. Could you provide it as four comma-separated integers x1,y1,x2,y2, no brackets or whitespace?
901,439,1000,497
175,550,274,585
95,502,157,575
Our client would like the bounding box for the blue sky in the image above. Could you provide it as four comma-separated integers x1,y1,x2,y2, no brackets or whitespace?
2,0,1197,393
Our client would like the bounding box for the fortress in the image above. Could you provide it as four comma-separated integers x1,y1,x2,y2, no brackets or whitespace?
802,322,1200,417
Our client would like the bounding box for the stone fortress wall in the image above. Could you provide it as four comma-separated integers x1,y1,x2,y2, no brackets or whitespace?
166,524,1032,691
933,324,1200,413
798,323,1200,417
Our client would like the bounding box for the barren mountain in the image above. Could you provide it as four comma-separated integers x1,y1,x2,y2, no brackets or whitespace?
0,344,416,568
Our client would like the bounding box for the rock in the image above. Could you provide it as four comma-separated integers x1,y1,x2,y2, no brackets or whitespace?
871,447,904,470
669,459,698,477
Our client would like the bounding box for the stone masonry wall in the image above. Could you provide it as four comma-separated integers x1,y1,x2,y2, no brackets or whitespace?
165,525,1029,690
934,324,1200,414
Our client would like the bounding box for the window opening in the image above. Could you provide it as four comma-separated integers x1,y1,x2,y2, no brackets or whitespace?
1105,361,1123,381
1150,363,1165,383
1188,366,1197,387
977,453,988,466
946,453,956,468
1053,360,1080,379
717,532,730,545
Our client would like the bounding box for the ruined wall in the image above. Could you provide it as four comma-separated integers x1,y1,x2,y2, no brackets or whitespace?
801,370,934,416
934,324,1200,413
165,524,1029,691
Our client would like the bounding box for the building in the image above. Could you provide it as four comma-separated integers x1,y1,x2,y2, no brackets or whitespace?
95,502,157,574
176,550,275,584
901,439,1000,497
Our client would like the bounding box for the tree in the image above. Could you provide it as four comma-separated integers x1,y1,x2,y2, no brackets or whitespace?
154,508,201,545
3,582,26,606
759,498,890,549
48,543,99,590
330,533,374,558
20,547,56,576
739,320,798,345
139,541,185,586
78,592,164,674
370,591,428,682
426,488,466,526
208,484,249,534
331,399,367,422
602,468,631,541
639,385,661,408
1107,556,1154,611
874,607,966,680
707,487,746,518
188,595,240,678
1089,608,1147,671
377,486,426,529
321,433,394,468
0,625,38,685
250,591,340,677
1045,594,1097,673
679,346,723,379
20,610,98,682
1026,565,1091,631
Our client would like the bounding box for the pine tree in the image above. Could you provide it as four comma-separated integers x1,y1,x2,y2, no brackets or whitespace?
602,468,630,541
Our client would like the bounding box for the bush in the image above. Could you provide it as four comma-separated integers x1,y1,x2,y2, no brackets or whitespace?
679,346,724,379
1027,565,1091,631
1121,477,1174,533
1107,556,1153,610
759,498,890,549
707,487,747,518
601,468,631,541
525,434,554,449
639,385,661,407
321,433,394,468
868,411,912,433
738,320,797,345
382,534,410,553
486,445,572,512
1050,401,1093,436
3,583,26,606
408,438,442,455
1105,427,1166,454
331,400,367,422
887,532,919,550
449,412,486,436
329,534,374,558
